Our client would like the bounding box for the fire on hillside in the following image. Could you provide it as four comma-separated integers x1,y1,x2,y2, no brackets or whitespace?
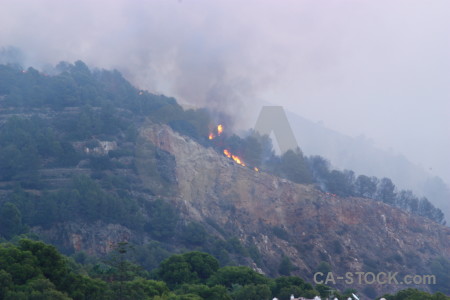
209,124,258,172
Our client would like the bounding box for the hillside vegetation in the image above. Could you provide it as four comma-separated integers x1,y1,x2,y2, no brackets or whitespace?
1,239,449,300
0,62,444,224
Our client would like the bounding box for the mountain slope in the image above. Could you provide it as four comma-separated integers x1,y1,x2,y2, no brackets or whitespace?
1,62,449,297
138,124,450,295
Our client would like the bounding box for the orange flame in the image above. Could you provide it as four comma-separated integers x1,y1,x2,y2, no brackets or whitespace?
209,124,223,140
223,149,246,166
223,149,231,158
232,154,246,166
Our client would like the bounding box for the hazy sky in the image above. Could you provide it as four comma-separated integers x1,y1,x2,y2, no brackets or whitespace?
1,0,449,183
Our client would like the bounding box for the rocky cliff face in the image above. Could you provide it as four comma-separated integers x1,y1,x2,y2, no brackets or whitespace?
139,124,450,295
31,123,450,296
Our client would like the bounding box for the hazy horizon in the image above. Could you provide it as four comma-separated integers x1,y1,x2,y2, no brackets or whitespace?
1,0,449,185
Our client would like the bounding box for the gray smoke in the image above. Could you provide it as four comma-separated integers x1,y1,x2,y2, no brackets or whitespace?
1,0,449,188
0,0,279,123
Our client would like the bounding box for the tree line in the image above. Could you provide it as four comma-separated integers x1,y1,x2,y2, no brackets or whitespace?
306,155,445,224
2,239,448,300
1,61,445,225
213,131,445,225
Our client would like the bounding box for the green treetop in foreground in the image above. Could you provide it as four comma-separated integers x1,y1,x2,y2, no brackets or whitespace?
1,239,449,300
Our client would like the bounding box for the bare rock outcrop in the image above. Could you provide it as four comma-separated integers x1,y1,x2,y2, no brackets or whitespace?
141,124,450,295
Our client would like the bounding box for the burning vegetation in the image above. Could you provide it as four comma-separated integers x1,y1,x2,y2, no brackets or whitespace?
209,124,257,170
207,123,317,181
223,149,246,167
208,124,223,140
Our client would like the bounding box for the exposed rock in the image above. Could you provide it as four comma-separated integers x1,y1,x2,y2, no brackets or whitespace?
33,221,132,255
30,123,450,295
139,124,450,295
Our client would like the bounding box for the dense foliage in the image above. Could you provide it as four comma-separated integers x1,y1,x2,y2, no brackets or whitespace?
0,62,211,189
6,176,142,230
0,61,445,224
0,239,108,299
380,288,449,300
1,239,448,300
0,239,319,300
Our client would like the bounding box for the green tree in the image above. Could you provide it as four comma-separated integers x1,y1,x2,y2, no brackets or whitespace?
380,288,444,300
354,175,377,198
145,199,178,241
377,177,396,204
306,155,330,184
158,254,198,287
5,278,71,300
0,202,23,239
241,134,263,168
316,261,331,274
315,284,333,298
181,223,208,246
0,270,13,299
272,276,315,299
231,284,271,300
278,256,295,276
326,170,354,197
64,273,110,300
0,243,40,285
396,190,419,213
117,278,169,300
158,252,219,287
182,252,219,282
277,286,307,300
207,266,268,288
279,148,313,184
18,239,69,289
178,284,231,300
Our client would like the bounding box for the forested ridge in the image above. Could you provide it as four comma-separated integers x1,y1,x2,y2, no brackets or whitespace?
0,61,444,226
0,61,449,299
